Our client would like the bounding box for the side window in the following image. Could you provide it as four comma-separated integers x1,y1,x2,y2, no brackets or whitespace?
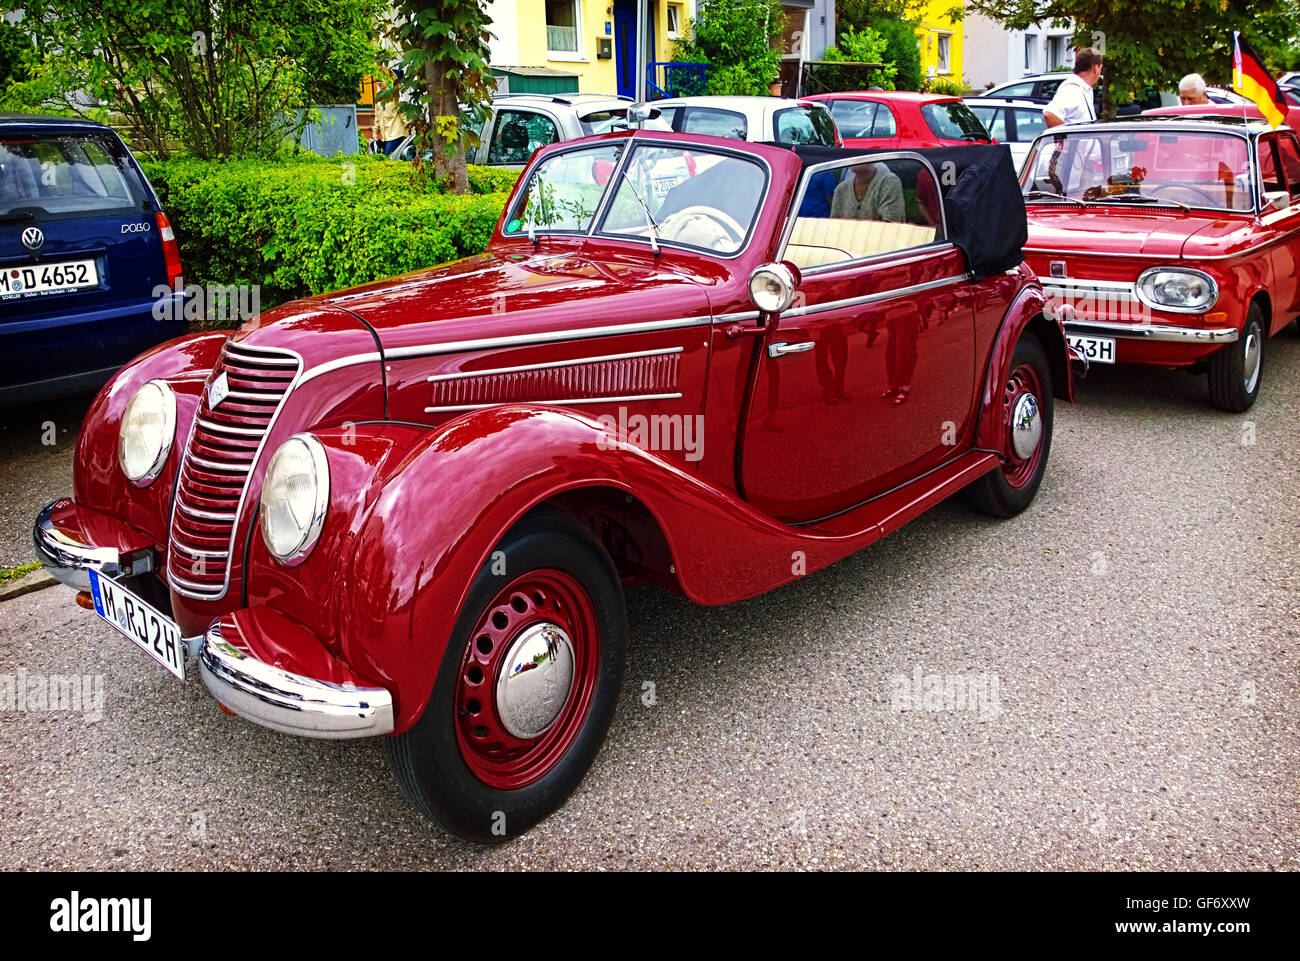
828,99,878,139
872,105,898,137
681,107,747,140
995,82,1034,99
1037,78,1064,99
969,107,1006,141
775,106,836,145
1259,137,1284,195
488,110,558,165
1012,108,1047,142
1276,135,1300,200
785,158,941,270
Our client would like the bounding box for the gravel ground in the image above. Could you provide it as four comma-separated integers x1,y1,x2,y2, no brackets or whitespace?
1,339,1298,870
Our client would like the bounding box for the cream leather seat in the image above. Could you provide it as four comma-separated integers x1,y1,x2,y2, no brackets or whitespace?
785,217,936,269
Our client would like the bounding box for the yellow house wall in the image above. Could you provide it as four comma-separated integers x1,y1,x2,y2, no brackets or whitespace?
914,1,964,86
509,1,683,94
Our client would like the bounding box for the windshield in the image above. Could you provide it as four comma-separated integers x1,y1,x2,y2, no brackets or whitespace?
921,102,990,142
504,141,767,254
1022,129,1253,211
0,132,142,218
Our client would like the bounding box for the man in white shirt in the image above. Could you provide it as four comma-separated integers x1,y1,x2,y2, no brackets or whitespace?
1043,49,1103,127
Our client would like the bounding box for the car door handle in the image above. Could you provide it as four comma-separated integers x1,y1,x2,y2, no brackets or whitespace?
767,340,814,358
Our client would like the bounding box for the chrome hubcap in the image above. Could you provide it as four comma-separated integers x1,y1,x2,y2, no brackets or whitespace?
1242,327,1261,394
1010,392,1042,460
494,622,575,739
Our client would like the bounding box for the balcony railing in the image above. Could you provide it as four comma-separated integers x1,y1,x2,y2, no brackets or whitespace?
546,25,578,53
646,62,709,100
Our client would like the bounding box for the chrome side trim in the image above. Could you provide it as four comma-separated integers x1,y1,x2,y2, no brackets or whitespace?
199,623,394,739
1062,318,1239,343
299,315,715,385
33,500,156,591
424,392,683,414
781,274,966,319
427,346,683,382
1037,276,1138,300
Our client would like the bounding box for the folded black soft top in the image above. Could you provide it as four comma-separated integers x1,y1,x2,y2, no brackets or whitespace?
779,143,1028,280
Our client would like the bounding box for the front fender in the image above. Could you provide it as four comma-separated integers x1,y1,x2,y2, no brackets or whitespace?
73,331,227,547
321,407,885,733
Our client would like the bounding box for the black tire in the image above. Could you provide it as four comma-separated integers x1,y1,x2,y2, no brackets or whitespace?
1209,303,1264,412
385,509,627,842
965,333,1054,519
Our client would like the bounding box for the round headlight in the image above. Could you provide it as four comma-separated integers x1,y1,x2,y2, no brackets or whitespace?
259,434,329,565
118,380,176,486
749,263,797,314
1135,268,1218,313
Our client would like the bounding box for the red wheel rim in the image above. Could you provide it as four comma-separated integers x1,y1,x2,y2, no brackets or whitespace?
455,569,599,790
1002,361,1044,488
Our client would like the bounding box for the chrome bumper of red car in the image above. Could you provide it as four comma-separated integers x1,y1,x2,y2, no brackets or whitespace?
1063,317,1239,344
199,622,394,739
33,499,156,590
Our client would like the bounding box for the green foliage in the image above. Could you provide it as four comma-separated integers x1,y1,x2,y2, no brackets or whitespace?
671,0,785,95
385,1,495,194
820,25,898,90
141,154,516,320
0,18,32,88
5,0,382,159
924,77,966,96
968,0,1299,111
870,17,925,92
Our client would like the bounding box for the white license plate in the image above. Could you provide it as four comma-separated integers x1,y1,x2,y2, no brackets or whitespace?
0,258,99,299
88,569,185,679
1067,334,1116,364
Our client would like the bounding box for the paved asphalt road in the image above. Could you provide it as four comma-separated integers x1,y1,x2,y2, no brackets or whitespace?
1,340,1298,870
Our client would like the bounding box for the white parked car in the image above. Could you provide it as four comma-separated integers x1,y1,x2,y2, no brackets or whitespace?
645,96,840,146
963,97,1047,172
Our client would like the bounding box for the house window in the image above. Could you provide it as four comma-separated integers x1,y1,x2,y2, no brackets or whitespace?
1046,36,1063,70
666,4,681,37
936,34,951,74
546,0,580,54
1024,35,1035,73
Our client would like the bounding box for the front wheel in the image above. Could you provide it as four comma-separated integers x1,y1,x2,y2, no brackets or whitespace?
965,333,1054,519
1208,304,1264,412
385,510,627,841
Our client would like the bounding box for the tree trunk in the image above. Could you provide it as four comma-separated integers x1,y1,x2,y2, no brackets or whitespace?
425,55,470,194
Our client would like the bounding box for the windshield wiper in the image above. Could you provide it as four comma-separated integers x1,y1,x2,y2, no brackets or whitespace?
1103,193,1191,212
617,169,661,256
0,210,36,224
1024,190,1085,207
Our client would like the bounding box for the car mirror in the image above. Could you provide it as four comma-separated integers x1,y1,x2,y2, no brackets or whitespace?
625,103,662,128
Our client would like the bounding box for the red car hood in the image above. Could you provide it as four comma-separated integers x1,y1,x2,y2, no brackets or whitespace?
1025,205,1246,258
311,247,714,357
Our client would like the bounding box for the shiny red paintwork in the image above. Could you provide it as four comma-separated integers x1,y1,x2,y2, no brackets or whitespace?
1022,120,1300,366
803,92,994,150
64,129,1067,734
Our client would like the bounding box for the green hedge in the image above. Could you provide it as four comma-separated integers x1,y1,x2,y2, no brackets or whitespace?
140,154,519,320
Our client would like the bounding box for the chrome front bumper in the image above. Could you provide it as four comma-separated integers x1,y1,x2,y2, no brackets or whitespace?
199,622,394,739
33,499,156,590
1061,314,1239,344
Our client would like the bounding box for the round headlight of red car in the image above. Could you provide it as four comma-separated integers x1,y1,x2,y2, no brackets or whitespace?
259,433,329,565
1135,267,1218,313
118,380,176,486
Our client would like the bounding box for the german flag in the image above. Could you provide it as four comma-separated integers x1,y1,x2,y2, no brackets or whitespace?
1233,32,1287,128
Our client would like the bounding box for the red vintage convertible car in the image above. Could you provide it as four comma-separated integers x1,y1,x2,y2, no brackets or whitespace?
35,131,1070,840
1021,115,1300,411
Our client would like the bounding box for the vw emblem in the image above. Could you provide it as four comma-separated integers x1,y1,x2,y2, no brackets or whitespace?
208,371,231,409
21,226,44,251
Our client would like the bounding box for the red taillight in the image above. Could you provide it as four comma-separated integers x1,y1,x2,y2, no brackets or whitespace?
155,211,183,286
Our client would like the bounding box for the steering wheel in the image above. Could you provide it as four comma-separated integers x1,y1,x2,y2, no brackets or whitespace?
659,205,746,249
1147,183,1219,205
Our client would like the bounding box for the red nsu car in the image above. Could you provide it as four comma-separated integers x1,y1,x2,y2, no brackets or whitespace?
1021,115,1300,411
35,131,1071,840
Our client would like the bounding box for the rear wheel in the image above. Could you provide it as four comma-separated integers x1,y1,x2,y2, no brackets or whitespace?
1208,303,1264,412
965,333,1054,519
386,510,627,841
